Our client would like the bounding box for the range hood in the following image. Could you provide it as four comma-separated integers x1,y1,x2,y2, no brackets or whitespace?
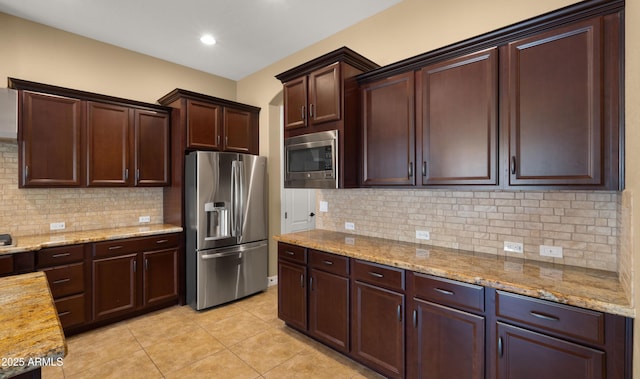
0,88,17,141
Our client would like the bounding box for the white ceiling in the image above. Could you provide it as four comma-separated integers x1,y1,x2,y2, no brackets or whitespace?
0,0,401,81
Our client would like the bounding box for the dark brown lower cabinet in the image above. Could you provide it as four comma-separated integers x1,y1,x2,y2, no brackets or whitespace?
142,248,178,306
92,253,138,321
308,268,349,353
277,260,307,331
408,299,485,379
497,322,605,379
351,281,405,379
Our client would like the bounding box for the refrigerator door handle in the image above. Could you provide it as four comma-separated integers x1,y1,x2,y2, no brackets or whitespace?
231,161,238,237
237,160,245,238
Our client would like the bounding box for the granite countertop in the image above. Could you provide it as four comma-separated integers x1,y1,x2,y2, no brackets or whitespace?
275,229,634,318
0,272,66,378
0,224,183,255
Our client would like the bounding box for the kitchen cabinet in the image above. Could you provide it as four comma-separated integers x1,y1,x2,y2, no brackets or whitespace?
18,91,82,187
0,252,35,277
493,290,628,379
355,0,622,190
417,48,498,186
159,89,259,154
92,234,179,322
308,250,350,354
276,47,379,188
361,71,415,186
505,14,621,189
277,243,307,331
37,244,88,332
407,273,485,379
351,260,405,379
10,78,171,188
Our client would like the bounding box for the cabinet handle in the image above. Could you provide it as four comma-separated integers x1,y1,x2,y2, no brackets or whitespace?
225,136,228,146
136,169,140,182
309,104,314,118
301,105,306,121
408,162,414,177
57,311,71,317
108,245,124,250
25,165,29,179
285,251,295,256
53,278,70,285
217,135,221,146
145,258,149,271
530,311,560,322
422,161,427,177
52,253,71,258
322,260,334,266
510,156,517,175
125,168,129,180
155,239,169,244
368,271,384,278
310,276,314,291
498,337,504,357
300,274,304,288
412,309,417,328
435,288,455,296
397,304,402,322
133,260,137,273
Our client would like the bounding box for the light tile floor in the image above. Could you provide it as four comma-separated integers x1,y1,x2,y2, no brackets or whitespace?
42,286,384,378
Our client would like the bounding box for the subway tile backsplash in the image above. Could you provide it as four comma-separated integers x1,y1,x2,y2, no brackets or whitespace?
317,188,622,273
0,142,163,237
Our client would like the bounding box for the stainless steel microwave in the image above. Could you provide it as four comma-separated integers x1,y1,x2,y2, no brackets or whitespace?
284,129,338,189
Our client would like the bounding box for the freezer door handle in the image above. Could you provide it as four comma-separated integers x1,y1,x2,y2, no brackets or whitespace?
200,244,266,259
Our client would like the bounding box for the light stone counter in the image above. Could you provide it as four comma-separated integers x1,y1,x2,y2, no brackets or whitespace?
0,224,182,255
0,272,66,378
275,229,634,318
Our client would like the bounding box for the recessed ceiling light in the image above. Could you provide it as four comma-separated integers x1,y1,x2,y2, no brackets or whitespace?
200,34,216,46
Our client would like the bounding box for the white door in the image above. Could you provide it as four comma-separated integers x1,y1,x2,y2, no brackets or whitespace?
282,188,316,233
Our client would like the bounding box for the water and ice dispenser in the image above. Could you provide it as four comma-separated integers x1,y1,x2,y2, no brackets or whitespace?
204,202,230,239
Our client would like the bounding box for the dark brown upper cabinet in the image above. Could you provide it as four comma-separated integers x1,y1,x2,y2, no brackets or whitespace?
276,47,379,188
505,14,620,189
417,48,498,186
10,78,171,188
356,0,623,190
159,89,260,155
361,72,415,186
18,91,83,187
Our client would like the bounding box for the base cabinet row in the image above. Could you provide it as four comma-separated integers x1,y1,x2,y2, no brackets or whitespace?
277,242,631,379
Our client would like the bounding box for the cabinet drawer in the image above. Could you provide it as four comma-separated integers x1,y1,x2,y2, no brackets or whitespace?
411,272,484,313
352,259,404,292
0,254,13,276
138,233,180,251
42,262,84,298
278,243,306,264
94,238,142,258
37,244,84,268
55,294,85,329
496,290,604,345
309,249,349,276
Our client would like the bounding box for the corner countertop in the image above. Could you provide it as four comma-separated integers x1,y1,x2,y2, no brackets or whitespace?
275,229,634,318
0,224,183,255
0,272,66,378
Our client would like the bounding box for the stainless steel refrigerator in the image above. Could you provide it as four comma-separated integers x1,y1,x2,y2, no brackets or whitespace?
185,151,268,310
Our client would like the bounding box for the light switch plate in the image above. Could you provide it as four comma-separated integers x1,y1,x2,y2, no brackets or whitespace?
345,222,355,230
319,201,328,212
504,241,524,253
139,216,151,223
415,230,430,240
50,222,65,231
540,245,563,258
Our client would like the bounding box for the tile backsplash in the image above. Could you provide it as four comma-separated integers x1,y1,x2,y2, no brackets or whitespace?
0,142,163,236
317,188,621,273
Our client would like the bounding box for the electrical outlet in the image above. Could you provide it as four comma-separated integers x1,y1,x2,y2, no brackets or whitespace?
267,276,278,286
50,222,65,231
345,222,355,230
139,216,151,223
415,230,430,240
540,245,563,258
319,201,328,212
504,241,524,253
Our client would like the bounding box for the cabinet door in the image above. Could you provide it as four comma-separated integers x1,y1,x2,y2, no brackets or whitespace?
134,109,170,186
419,48,498,185
507,18,604,186
308,62,341,125
20,92,82,187
223,107,255,154
309,268,349,353
352,281,404,379
283,76,308,130
277,260,307,330
408,298,485,379
186,99,222,150
142,248,178,307
92,253,138,321
497,322,604,379
361,72,415,186
86,102,131,186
